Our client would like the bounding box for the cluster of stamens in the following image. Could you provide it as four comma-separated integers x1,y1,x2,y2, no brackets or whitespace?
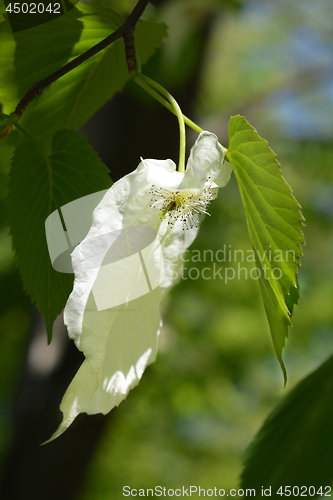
150,181,216,230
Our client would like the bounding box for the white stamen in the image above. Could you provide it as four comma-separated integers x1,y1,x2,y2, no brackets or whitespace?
150,182,216,230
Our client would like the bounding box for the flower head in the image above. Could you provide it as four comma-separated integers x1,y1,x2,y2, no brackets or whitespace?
47,131,232,442
150,183,217,230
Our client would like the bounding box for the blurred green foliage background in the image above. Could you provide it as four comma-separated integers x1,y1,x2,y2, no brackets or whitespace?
0,0,333,497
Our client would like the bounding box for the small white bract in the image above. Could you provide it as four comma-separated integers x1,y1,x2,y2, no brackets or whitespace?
46,131,232,442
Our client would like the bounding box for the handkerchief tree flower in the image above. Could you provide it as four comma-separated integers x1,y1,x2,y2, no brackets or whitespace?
47,127,233,441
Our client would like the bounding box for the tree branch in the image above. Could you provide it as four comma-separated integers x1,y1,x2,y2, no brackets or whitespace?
14,0,149,117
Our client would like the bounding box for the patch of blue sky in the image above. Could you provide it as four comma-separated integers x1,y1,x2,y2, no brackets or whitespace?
266,86,333,140
239,1,333,78
288,28,333,69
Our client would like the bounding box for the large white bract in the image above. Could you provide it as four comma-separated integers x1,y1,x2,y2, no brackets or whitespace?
47,132,232,441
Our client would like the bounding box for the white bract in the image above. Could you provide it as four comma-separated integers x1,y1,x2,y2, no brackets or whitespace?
47,131,232,441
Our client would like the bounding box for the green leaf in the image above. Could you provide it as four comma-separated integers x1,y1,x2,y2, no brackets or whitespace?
226,115,304,384
241,354,333,496
0,3,167,148
8,129,112,341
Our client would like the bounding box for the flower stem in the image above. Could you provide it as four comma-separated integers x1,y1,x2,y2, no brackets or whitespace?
140,75,186,173
133,74,204,171
134,75,203,134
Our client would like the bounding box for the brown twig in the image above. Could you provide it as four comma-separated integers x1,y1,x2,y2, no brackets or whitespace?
14,0,149,117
